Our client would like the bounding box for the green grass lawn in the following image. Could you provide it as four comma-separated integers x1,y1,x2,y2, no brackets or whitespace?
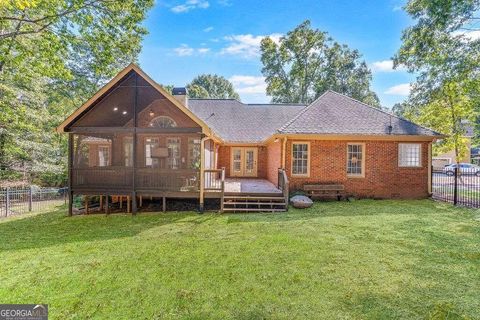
0,200,479,319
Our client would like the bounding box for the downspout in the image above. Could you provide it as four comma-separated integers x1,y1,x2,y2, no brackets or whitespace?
282,137,287,169
428,141,432,195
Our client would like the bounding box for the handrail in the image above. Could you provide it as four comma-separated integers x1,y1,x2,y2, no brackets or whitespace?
278,168,289,211
220,167,225,213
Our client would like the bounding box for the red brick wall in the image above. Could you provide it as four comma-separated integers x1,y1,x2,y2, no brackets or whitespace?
266,140,282,185
285,140,430,199
217,145,267,178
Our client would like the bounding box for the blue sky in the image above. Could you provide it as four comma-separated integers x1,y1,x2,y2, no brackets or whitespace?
139,0,415,108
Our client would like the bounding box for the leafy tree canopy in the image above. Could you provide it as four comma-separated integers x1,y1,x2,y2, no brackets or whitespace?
186,74,240,100
0,0,153,185
260,20,379,106
394,0,480,161
394,0,480,102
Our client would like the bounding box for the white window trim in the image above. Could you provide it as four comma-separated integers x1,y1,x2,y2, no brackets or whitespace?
398,143,422,168
346,142,365,178
291,141,310,177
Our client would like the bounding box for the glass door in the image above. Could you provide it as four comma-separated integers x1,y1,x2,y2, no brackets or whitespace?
232,148,243,176
243,148,257,177
231,147,257,177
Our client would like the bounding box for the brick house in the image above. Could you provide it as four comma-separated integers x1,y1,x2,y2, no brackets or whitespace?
57,64,441,214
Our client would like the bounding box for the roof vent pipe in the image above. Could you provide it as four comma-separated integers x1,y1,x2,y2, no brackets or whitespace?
172,87,188,108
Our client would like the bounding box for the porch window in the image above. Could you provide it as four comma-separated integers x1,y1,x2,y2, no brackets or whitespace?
149,116,177,128
188,138,201,169
398,143,421,167
98,145,110,167
347,143,364,177
167,138,181,169
123,137,133,167
145,137,160,168
292,142,309,176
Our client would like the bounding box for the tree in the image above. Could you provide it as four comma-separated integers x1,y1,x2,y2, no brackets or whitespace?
393,0,480,102
187,74,240,100
413,82,476,163
0,0,154,185
394,0,480,163
260,20,379,106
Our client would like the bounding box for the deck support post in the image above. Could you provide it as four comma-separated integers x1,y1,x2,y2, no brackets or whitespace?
105,194,110,215
84,196,89,215
68,190,73,216
199,137,208,213
162,197,166,212
99,195,103,211
127,196,131,213
132,192,137,215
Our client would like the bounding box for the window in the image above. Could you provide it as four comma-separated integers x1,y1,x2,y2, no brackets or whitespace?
145,137,160,168
188,138,201,169
398,143,421,167
149,116,177,128
347,143,364,177
292,142,309,176
98,145,110,167
123,137,133,167
167,138,181,169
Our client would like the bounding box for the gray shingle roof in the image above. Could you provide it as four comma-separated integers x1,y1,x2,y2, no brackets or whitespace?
188,99,305,143
278,91,441,136
188,91,440,143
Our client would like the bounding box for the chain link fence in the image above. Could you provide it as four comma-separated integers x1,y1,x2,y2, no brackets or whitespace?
0,186,67,218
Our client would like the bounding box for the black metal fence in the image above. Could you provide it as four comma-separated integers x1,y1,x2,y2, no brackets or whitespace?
0,186,67,217
432,166,480,208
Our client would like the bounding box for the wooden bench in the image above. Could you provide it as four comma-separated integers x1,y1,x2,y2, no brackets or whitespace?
304,184,345,201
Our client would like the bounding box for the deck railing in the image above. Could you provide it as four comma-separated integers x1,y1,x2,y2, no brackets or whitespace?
278,168,289,211
136,168,199,191
72,167,133,189
203,168,225,191
72,167,200,192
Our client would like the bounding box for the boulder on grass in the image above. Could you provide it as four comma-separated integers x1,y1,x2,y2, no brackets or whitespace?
290,195,313,209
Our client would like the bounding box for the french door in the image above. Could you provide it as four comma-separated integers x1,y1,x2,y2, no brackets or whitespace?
231,147,258,177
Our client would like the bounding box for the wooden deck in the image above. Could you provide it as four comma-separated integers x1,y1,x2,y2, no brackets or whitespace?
223,178,282,195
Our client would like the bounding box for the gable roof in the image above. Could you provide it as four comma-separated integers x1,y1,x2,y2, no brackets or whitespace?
188,99,306,143
56,64,213,136
278,91,441,137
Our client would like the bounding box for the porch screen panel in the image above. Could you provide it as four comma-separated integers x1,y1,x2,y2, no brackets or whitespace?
71,133,133,189
70,72,135,128
135,134,201,192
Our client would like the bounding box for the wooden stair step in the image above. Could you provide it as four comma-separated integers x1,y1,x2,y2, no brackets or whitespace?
222,208,286,212
223,196,285,200
223,202,286,206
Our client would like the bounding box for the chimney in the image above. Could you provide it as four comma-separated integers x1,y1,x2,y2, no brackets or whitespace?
172,87,188,108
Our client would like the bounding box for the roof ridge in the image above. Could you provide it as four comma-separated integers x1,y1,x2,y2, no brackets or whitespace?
247,103,307,106
277,91,330,132
189,98,240,101
326,90,440,135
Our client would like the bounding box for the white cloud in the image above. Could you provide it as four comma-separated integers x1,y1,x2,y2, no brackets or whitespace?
174,44,195,56
229,75,267,94
203,26,214,32
174,44,210,56
171,0,209,13
384,83,411,96
452,30,480,41
221,33,282,58
370,60,407,72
